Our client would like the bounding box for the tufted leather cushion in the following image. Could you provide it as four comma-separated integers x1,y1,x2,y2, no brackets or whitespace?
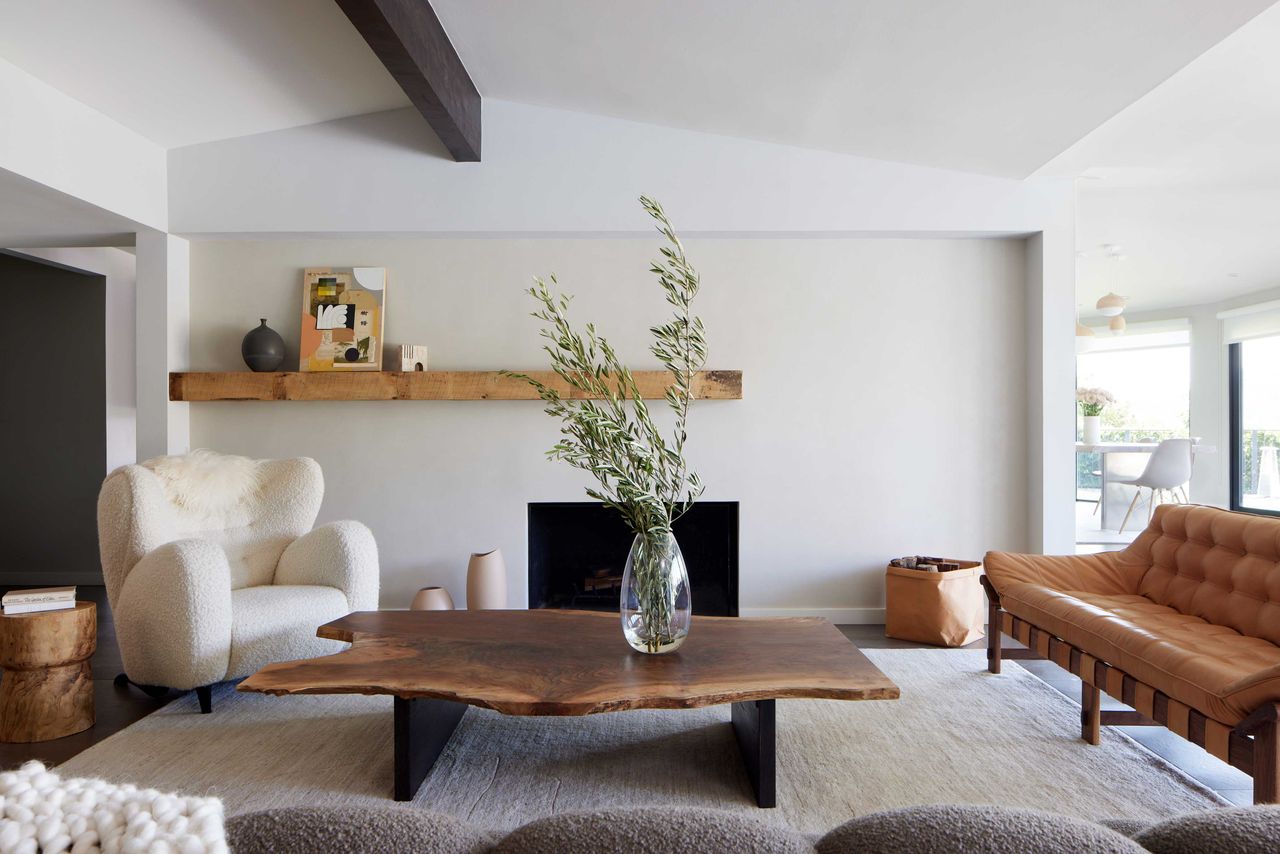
985,505,1280,725
1131,506,1280,645
995,587,1280,724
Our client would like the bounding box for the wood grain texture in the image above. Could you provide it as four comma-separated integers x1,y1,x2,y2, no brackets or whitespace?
0,603,96,742
333,0,481,161
0,602,96,670
239,609,899,716
1081,682,1101,745
170,370,743,402
1239,703,1280,802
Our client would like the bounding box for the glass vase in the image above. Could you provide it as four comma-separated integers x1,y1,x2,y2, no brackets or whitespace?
620,531,691,654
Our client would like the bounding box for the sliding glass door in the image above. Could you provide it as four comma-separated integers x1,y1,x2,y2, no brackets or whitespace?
1230,335,1280,516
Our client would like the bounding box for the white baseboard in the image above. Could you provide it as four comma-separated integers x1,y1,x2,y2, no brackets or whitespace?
738,607,885,625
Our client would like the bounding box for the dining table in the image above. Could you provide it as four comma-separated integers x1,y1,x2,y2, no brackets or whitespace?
1076,441,1215,531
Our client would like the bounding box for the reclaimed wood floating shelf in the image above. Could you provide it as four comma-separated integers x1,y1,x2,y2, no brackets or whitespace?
169,370,743,402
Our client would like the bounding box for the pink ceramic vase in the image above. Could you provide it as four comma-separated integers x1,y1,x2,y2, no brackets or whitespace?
466,549,507,609
410,586,455,611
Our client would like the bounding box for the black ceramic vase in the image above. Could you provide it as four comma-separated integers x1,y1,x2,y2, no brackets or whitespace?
241,318,285,372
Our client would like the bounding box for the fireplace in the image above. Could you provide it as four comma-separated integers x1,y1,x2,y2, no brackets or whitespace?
528,502,738,616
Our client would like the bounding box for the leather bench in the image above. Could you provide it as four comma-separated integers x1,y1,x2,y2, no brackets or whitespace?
983,504,1280,804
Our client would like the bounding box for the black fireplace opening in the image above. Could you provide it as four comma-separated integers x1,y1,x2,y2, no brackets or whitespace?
528,502,739,616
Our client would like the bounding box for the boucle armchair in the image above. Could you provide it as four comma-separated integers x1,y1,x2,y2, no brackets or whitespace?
97,450,378,712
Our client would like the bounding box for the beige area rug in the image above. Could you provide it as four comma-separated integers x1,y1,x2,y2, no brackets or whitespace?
59,650,1223,833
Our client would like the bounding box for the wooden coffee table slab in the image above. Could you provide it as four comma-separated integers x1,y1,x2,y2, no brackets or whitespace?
239,609,899,805
241,609,897,715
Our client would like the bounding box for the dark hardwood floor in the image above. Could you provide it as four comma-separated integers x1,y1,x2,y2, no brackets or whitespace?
0,590,1249,805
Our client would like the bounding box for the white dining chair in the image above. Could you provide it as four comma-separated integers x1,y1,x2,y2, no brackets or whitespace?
1117,438,1195,533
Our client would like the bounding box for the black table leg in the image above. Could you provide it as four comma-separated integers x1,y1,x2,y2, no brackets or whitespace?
731,698,776,807
394,697,467,801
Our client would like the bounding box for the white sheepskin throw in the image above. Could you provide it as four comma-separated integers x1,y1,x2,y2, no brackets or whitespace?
0,761,226,854
142,449,262,518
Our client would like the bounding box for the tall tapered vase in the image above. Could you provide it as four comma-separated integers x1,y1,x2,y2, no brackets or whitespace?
466,549,507,609
620,531,691,654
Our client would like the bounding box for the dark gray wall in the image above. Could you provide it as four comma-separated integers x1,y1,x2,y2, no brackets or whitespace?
0,251,105,584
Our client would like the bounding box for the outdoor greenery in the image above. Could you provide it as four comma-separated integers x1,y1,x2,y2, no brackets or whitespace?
1242,429,1280,495
1075,428,1280,494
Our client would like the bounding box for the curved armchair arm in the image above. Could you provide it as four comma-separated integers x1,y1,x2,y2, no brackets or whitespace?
114,539,233,690
274,521,379,611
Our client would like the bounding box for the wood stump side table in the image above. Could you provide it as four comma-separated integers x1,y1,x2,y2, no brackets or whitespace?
0,602,96,742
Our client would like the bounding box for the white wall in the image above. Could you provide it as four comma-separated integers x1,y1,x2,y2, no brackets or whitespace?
166,99,1077,554
136,232,190,459
168,100,1069,236
0,58,165,230
17,246,137,472
187,235,1028,619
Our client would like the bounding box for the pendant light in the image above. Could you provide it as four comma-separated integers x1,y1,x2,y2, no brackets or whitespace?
1109,315,1126,334
1076,318,1095,352
1096,292,1127,317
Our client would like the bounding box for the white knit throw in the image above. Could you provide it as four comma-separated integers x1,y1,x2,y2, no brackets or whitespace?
0,762,226,854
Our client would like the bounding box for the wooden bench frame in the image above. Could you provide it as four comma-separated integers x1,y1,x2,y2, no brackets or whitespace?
980,577,1280,804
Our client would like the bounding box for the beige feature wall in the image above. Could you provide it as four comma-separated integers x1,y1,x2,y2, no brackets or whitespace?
187,236,1029,620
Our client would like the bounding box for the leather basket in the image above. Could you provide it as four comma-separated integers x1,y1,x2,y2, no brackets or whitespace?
884,560,985,647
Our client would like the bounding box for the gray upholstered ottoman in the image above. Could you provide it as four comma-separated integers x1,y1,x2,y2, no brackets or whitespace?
226,806,493,854
815,804,1145,854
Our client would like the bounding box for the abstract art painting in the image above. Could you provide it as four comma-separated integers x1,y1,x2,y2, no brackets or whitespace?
300,267,386,371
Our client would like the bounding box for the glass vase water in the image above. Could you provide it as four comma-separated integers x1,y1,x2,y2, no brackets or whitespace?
620,531,692,654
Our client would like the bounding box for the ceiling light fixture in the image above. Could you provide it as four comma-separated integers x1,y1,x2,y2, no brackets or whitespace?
1109,316,1126,334
1096,292,1127,317
1076,319,1096,352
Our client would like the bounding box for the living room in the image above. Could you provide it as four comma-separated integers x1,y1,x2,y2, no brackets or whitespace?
2,2,1280,852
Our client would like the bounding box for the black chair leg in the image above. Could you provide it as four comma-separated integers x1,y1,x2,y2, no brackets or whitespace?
114,673,172,699
196,685,213,714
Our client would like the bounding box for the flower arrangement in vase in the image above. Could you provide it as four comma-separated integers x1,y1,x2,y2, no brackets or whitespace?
507,197,707,654
1076,387,1115,445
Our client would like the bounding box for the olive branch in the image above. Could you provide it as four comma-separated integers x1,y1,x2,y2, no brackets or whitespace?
506,196,707,540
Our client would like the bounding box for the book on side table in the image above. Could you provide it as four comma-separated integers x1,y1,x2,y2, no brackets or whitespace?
2,586,76,615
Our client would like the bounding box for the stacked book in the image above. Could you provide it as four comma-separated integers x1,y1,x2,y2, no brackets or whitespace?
2,586,76,615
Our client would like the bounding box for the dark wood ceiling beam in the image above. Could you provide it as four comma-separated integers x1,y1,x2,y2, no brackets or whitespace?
335,0,481,161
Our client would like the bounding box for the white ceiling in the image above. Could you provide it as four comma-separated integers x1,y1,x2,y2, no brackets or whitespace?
0,170,139,247
0,0,408,149
431,0,1272,178
2,0,1279,291
0,0,1270,176
1042,3,1280,314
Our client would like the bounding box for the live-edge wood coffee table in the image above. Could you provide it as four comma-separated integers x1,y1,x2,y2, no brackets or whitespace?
239,609,899,807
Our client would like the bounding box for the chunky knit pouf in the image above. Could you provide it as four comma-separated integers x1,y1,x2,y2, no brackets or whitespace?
0,761,226,853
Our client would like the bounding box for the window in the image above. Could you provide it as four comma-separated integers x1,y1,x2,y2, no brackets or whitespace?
1230,335,1280,516
1076,341,1191,440
1075,323,1191,502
